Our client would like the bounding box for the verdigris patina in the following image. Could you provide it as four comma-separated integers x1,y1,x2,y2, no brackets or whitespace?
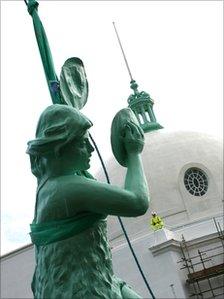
25,0,149,297
27,104,149,298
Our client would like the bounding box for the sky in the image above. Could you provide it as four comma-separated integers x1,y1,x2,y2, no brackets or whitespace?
1,0,223,255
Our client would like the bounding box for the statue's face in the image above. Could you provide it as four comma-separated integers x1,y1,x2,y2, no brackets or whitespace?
63,131,94,170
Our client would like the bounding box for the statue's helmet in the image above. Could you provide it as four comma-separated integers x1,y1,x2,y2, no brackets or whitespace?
26,104,92,156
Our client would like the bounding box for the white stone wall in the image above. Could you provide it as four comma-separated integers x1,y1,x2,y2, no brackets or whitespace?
1,245,34,298
112,216,223,298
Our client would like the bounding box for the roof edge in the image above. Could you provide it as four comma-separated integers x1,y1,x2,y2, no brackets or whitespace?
0,243,33,260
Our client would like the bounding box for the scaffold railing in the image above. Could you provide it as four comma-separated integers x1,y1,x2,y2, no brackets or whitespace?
178,218,224,298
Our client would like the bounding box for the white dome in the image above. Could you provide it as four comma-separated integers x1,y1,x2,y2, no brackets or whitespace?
96,129,223,243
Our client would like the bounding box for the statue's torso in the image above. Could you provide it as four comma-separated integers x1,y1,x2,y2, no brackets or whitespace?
32,219,124,299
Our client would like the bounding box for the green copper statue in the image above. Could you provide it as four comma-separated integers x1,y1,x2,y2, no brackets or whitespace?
26,1,149,297
27,103,149,298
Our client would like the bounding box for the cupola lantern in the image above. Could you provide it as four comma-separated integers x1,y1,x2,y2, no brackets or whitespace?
128,80,163,133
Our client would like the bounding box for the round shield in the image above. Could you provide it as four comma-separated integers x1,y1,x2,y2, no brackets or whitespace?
60,57,88,109
111,108,144,167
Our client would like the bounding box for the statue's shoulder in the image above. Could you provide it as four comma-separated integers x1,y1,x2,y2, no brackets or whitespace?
53,173,91,187
43,175,86,197
36,175,86,222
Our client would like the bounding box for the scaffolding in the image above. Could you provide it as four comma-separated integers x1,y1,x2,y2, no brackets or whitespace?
178,218,224,299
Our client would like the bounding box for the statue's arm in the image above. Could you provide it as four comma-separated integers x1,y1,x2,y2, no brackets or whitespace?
59,170,148,217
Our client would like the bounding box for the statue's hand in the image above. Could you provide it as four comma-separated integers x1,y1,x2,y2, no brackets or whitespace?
122,122,144,155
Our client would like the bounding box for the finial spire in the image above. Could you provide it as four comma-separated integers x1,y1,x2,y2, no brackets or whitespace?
112,22,134,82
113,23,163,133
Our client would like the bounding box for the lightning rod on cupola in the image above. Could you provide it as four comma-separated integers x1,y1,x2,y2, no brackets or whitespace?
113,22,163,133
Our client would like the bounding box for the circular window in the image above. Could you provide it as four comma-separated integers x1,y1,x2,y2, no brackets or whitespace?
184,168,208,196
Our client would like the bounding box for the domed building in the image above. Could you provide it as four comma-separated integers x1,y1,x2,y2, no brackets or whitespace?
1,81,223,299
96,81,223,298
99,129,223,239
97,81,223,245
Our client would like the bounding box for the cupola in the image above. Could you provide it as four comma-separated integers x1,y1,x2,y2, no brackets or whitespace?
128,80,163,133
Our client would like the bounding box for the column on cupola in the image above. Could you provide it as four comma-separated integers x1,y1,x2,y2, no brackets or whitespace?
140,105,148,124
147,103,156,122
134,110,141,125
